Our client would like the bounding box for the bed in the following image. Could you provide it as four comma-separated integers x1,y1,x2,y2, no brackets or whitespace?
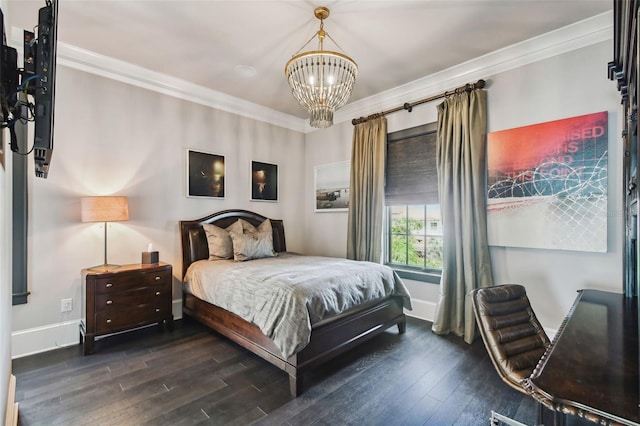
179,209,409,397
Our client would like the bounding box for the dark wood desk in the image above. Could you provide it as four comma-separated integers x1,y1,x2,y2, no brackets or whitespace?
528,290,639,426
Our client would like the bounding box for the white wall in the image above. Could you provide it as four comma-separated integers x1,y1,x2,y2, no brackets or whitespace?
11,66,305,356
487,41,622,328
305,40,621,332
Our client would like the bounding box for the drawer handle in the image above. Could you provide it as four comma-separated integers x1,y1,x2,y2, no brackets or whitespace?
106,300,113,305
106,319,112,323
106,283,113,288
155,291,161,296
154,276,161,281
155,308,160,313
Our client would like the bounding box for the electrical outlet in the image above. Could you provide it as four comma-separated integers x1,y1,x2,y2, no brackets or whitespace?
61,298,73,313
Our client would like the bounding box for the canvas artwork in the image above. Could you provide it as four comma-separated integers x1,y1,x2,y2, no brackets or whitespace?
486,111,608,252
187,149,225,198
314,161,350,212
251,161,278,202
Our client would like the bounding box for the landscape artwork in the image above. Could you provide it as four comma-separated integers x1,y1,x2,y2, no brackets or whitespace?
314,161,350,212
486,111,608,252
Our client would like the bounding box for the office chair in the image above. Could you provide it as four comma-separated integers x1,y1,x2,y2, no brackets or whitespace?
471,284,551,426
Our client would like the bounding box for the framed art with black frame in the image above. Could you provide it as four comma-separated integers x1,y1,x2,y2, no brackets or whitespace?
187,149,225,198
250,160,278,202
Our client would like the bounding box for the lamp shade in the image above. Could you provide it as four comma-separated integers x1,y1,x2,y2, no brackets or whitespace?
81,196,129,223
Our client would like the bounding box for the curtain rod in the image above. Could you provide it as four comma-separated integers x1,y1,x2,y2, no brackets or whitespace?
351,79,486,125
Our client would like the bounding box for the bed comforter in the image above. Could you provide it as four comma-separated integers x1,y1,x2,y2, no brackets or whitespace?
184,253,412,358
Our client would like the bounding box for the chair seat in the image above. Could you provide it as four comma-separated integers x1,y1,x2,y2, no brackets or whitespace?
471,284,550,394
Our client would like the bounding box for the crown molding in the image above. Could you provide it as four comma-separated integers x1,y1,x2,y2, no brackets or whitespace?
11,10,612,135
329,11,613,132
10,24,306,133
54,44,307,133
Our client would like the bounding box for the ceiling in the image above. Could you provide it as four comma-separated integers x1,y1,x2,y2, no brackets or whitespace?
7,0,612,121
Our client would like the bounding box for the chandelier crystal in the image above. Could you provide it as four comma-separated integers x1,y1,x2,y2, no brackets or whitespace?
285,6,358,128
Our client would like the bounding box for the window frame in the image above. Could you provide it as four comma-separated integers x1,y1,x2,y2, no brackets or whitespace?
384,205,442,284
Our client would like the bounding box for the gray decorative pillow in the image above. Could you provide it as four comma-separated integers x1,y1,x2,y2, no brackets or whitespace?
229,230,276,261
203,223,236,259
228,219,275,261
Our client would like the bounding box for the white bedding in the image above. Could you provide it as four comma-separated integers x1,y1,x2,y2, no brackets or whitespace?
184,252,412,358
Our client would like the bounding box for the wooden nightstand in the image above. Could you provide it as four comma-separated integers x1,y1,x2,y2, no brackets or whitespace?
80,262,173,355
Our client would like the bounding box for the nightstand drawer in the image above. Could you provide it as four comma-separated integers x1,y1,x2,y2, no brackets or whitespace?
141,270,171,287
94,274,146,294
95,305,169,333
95,287,168,311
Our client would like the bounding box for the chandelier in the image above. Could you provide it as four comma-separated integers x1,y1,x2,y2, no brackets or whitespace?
285,6,358,128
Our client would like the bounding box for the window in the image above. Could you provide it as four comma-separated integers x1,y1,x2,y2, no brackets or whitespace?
385,122,441,282
388,204,443,269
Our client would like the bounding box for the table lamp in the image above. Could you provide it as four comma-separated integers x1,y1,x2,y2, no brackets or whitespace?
81,196,129,270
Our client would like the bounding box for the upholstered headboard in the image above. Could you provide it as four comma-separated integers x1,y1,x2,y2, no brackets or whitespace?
179,209,286,279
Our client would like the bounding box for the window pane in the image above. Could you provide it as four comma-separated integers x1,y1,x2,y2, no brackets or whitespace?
391,234,408,264
407,235,425,268
426,204,442,236
386,204,443,274
426,236,443,269
407,205,426,236
390,205,407,233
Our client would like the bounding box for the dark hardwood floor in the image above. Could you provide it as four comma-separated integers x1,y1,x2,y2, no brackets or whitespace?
13,316,562,425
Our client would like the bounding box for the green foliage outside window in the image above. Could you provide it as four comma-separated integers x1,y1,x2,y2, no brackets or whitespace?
425,236,443,269
389,214,443,270
390,217,423,265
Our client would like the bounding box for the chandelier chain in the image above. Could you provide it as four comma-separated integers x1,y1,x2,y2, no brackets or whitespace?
291,32,319,57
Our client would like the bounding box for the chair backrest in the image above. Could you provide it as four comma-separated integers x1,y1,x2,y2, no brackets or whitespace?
471,284,550,394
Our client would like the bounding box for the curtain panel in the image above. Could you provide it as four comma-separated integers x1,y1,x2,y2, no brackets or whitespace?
347,117,387,262
431,89,494,344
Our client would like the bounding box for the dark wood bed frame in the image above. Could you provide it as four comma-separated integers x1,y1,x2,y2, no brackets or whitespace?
179,209,406,397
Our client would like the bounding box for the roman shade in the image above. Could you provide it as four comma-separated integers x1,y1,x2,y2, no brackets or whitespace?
385,122,438,205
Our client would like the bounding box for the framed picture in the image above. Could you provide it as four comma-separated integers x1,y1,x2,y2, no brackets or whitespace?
487,111,608,252
186,149,225,198
314,161,350,212
250,161,278,202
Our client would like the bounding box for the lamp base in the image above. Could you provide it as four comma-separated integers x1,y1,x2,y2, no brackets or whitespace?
86,264,123,273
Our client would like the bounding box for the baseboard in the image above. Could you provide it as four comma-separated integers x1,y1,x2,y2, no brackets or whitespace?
172,298,183,320
11,319,80,359
12,299,183,359
405,298,436,323
4,374,17,426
